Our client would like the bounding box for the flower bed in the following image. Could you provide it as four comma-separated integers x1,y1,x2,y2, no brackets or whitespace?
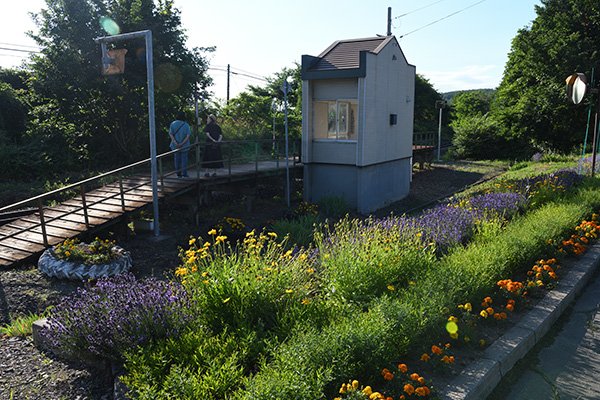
38,238,132,280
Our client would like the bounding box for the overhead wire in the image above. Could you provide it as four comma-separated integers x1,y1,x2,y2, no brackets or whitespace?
393,0,448,19
398,0,489,39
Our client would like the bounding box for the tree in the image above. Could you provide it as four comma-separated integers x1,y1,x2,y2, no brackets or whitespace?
27,0,213,169
413,74,444,134
219,64,302,140
492,0,600,154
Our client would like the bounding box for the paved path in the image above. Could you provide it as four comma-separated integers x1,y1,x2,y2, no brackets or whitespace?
489,267,600,399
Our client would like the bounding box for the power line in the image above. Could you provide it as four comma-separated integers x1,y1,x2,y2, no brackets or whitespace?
208,66,267,82
0,42,41,50
0,46,40,54
394,0,448,19
399,0,489,38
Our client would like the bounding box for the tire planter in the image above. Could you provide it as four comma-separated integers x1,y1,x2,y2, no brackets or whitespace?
38,245,132,280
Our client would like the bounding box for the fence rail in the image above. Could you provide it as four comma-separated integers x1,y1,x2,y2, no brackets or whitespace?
0,138,300,260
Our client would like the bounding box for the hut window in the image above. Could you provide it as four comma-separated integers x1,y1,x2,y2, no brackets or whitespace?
314,100,357,140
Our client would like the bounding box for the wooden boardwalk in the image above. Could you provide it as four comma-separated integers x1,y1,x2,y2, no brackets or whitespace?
0,160,298,267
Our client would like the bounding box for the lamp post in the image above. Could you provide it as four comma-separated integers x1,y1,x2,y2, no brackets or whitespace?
435,100,447,161
95,30,159,236
281,77,293,208
271,98,278,152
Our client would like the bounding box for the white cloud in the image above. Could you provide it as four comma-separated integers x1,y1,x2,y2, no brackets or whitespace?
420,65,501,93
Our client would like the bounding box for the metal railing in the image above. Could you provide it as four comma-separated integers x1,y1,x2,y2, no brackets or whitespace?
0,138,301,249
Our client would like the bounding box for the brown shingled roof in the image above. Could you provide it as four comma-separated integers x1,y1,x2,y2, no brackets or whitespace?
309,36,391,71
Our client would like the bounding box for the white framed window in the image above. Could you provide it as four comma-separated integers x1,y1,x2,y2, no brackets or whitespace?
314,100,357,140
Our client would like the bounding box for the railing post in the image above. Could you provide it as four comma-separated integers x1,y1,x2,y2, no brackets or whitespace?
196,142,201,178
37,199,48,247
255,141,259,174
276,140,280,169
228,144,232,177
81,184,90,229
119,175,126,212
158,158,164,191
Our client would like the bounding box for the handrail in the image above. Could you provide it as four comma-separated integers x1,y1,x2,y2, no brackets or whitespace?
0,137,301,250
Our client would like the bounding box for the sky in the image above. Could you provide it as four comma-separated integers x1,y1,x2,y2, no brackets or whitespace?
0,0,541,100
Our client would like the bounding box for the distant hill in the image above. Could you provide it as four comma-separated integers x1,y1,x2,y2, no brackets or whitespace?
442,88,496,104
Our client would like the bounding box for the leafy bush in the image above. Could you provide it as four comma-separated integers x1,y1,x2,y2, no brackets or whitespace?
270,214,321,248
122,329,250,399
42,274,192,361
318,196,350,218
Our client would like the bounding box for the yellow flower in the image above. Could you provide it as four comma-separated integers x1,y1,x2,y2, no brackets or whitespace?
268,232,278,238
480,310,489,318
285,289,294,294
223,297,231,303
362,386,373,396
352,380,359,389
175,267,188,276
301,298,310,305
188,237,196,246
208,229,217,236
216,235,228,243
387,284,395,291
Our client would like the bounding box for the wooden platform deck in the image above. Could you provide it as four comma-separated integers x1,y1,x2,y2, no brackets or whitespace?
0,160,299,267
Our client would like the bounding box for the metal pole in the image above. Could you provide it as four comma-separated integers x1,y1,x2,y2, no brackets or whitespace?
387,7,392,36
145,31,160,236
591,94,599,177
227,64,230,104
94,30,159,236
284,80,290,208
437,107,442,161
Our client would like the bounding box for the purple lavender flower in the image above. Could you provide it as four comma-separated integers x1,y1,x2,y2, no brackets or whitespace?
42,273,193,361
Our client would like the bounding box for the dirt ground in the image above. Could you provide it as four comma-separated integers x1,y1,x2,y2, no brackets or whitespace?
0,161,505,399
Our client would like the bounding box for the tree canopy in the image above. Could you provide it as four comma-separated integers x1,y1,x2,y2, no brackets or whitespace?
492,0,600,154
26,0,213,169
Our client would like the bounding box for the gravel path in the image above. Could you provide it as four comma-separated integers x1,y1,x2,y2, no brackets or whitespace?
0,162,504,399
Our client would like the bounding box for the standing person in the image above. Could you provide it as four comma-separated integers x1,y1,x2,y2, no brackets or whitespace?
202,114,224,177
168,111,191,178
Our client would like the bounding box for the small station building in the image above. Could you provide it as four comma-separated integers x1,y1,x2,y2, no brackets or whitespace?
300,35,415,214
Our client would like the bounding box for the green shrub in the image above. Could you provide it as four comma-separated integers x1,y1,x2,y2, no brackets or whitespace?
270,214,321,248
315,217,436,306
318,196,350,218
122,329,249,399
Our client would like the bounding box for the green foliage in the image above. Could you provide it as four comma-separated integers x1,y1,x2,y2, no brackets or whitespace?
491,0,600,153
122,329,249,399
52,237,118,265
414,74,444,133
317,196,350,219
315,218,436,306
270,214,321,248
451,114,507,159
0,81,26,144
0,312,44,337
220,64,302,140
26,0,213,170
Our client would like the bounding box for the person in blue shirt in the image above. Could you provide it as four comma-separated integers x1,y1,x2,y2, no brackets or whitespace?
168,111,191,178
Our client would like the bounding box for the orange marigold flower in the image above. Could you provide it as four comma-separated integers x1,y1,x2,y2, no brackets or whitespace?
486,307,494,315
417,377,426,385
398,363,408,373
500,312,508,320
415,387,428,397
505,303,514,312
400,396,406,400
383,371,394,381
441,355,451,363
420,353,431,362
410,373,420,381
431,345,443,355
403,384,415,395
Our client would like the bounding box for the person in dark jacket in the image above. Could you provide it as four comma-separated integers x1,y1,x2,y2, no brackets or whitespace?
202,114,224,177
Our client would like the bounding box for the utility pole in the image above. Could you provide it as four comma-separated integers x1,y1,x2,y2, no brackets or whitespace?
226,64,230,104
387,7,392,36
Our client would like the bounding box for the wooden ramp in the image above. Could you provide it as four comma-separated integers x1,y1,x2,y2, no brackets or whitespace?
0,160,299,267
